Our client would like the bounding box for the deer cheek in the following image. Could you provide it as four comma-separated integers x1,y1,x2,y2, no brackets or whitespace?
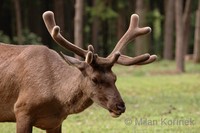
89,92,95,99
89,91,108,106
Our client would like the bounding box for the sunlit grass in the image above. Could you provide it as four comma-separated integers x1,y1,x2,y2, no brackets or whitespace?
0,60,200,133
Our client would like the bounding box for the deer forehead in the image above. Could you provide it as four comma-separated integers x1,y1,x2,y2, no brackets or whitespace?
90,70,117,81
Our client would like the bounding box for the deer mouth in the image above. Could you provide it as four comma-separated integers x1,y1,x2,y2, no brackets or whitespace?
109,110,122,118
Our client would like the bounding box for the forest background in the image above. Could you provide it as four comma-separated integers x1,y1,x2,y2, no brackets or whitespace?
0,0,200,73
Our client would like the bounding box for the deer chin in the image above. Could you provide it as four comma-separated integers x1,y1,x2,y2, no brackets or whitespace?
93,100,122,118
109,110,121,118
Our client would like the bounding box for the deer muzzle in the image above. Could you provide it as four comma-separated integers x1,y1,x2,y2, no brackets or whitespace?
109,102,126,118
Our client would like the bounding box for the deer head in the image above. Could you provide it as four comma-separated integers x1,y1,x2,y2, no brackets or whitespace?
42,11,157,118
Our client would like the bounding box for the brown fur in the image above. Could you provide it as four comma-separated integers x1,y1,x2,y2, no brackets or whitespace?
0,43,124,132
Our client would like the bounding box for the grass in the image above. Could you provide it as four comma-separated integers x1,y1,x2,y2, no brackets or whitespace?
0,60,200,133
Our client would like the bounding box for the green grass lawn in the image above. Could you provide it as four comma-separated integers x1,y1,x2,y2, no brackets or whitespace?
0,61,200,133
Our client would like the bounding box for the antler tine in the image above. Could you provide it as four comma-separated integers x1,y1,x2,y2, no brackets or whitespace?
108,14,151,57
116,53,150,66
42,11,88,58
108,14,157,65
136,55,157,65
95,52,120,66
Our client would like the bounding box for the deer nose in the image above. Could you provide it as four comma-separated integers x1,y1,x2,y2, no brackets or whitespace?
116,103,126,113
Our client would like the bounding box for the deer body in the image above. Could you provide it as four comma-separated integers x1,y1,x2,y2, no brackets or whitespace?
0,11,157,133
0,44,93,130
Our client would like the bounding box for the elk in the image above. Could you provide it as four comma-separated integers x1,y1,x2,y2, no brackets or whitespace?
0,11,157,133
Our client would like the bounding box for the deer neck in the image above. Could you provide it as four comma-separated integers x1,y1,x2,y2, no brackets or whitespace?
57,68,93,115
67,89,93,115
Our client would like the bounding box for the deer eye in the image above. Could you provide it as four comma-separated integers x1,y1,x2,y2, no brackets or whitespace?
92,78,98,84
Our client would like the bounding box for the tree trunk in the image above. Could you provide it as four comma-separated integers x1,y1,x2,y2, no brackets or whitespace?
135,0,150,56
102,20,109,56
175,0,185,73
117,10,126,41
193,0,200,63
117,6,126,54
92,17,100,54
54,0,65,34
183,0,192,55
74,0,84,59
27,1,43,40
163,0,174,60
92,0,100,53
13,0,23,44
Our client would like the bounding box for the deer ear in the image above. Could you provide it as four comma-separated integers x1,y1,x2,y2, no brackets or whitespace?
59,52,86,70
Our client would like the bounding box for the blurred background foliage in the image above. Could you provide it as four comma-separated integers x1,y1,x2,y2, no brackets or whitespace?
0,0,200,72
